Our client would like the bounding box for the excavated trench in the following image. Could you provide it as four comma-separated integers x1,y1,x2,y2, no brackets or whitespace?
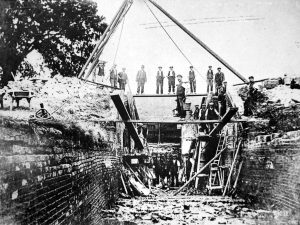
0,78,299,224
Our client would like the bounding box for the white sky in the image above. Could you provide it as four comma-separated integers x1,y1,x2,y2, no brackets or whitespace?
95,0,300,93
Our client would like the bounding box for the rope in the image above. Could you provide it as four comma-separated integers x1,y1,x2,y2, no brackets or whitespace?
143,0,205,81
113,16,126,65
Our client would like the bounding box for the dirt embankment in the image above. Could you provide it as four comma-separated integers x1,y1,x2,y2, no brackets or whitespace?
0,76,118,142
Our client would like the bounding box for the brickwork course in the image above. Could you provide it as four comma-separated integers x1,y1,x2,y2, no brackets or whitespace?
238,129,300,212
0,116,124,224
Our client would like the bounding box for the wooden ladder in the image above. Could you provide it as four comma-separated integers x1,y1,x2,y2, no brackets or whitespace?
206,128,228,194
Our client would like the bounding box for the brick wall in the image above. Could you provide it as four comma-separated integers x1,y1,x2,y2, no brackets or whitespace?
0,117,124,225
238,131,300,211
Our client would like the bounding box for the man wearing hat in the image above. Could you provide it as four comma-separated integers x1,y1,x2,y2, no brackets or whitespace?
136,65,147,94
248,76,254,90
215,67,225,95
156,66,164,94
193,105,200,120
109,64,118,88
205,102,220,132
118,67,128,90
199,104,208,133
207,65,214,93
188,66,196,93
218,81,227,116
176,74,186,117
168,66,176,94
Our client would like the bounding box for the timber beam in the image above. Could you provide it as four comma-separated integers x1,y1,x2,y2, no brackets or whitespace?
209,107,238,136
92,118,268,124
110,94,144,150
133,93,207,97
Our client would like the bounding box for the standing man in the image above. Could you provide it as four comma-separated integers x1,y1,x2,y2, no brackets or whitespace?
207,65,214,93
188,66,196,93
118,67,128,90
156,66,164,94
215,67,225,95
205,102,220,132
199,104,208,133
168,66,176,94
193,105,200,120
97,62,105,83
244,76,256,116
136,65,147,94
176,74,186,118
109,64,118,88
218,81,227,116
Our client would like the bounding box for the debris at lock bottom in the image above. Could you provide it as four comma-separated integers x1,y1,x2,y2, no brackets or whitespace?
101,190,297,225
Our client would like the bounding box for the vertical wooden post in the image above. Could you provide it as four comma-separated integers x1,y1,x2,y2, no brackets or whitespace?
222,140,242,196
158,123,161,144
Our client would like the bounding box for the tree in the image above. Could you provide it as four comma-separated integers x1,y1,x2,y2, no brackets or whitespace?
0,0,107,87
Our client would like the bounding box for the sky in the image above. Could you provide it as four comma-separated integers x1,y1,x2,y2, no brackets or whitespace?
94,0,300,93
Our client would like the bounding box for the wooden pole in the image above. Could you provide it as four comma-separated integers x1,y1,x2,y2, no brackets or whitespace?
222,140,242,196
147,0,248,83
120,171,128,194
233,161,243,190
91,118,266,124
195,141,203,188
111,94,144,150
83,4,130,79
158,123,161,144
125,162,147,189
78,0,128,79
174,146,227,195
189,140,199,180
209,107,238,136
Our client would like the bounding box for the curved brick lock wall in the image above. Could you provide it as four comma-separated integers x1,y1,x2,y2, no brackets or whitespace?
0,117,124,225
238,132,300,211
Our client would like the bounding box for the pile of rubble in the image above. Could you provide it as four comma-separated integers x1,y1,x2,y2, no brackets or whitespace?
100,192,296,225
1,75,116,121
0,76,118,142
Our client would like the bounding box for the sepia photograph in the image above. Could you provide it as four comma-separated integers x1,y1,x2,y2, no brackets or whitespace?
0,0,300,224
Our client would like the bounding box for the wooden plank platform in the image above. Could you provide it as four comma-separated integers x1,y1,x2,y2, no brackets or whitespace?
93,118,267,124
133,93,207,97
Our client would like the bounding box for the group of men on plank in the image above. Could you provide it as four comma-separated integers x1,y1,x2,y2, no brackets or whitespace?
107,63,226,96
109,64,128,90
156,65,225,95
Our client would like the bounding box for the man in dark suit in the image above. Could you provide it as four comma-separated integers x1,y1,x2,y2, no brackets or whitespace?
176,74,186,117
207,65,214,93
188,66,196,93
215,67,225,95
168,66,176,94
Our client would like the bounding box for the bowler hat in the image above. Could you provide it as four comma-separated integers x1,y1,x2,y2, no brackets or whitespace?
217,67,221,70
249,76,254,79
177,74,182,78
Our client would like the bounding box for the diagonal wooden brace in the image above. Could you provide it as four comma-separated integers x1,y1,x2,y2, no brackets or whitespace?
111,94,144,150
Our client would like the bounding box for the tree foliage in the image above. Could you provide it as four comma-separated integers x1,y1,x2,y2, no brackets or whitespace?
0,0,107,87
